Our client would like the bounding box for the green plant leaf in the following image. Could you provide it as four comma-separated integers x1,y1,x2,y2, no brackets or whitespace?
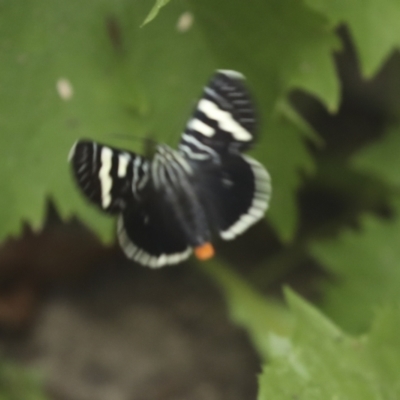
367,305,400,398
0,0,215,241
352,125,400,187
258,289,400,400
0,360,48,400
310,200,400,333
142,0,171,26
187,0,340,114
199,259,293,360
304,0,400,77
255,116,315,240
0,0,339,243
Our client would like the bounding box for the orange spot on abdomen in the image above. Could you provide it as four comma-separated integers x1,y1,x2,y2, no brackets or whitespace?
194,242,215,260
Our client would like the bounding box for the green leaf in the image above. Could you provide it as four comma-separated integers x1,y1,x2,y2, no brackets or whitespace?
304,0,400,77
258,289,400,400
0,0,340,243
277,99,323,145
256,116,315,241
188,0,340,113
352,125,400,187
0,0,215,241
142,0,171,26
310,201,400,333
199,259,293,360
367,305,400,398
0,360,48,400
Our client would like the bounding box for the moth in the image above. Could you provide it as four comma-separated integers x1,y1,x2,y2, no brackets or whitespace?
69,70,271,267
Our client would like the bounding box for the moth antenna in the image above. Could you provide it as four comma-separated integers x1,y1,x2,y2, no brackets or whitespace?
109,132,157,144
109,132,158,157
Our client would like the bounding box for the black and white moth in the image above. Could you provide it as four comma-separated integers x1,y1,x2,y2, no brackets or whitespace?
69,70,271,267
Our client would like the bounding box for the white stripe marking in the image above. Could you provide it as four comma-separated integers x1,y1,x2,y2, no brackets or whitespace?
151,156,160,189
198,99,252,141
138,169,149,190
181,133,219,159
217,70,245,80
159,162,168,188
92,143,98,174
220,155,271,240
68,141,78,162
204,87,232,110
253,199,267,209
118,153,130,177
99,147,113,208
155,255,167,268
180,144,210,160
188,118,216,137
132,156,142,198
117,216,192,268
165,146,193,175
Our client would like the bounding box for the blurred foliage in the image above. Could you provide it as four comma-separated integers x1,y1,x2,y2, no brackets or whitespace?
352,124,400,187
310,199,400,334
0,0,340,243
0,360,47,400
142,0,171,26
2,0,400,398
304,0,400,77
258,290,400,400
199,259,293,360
